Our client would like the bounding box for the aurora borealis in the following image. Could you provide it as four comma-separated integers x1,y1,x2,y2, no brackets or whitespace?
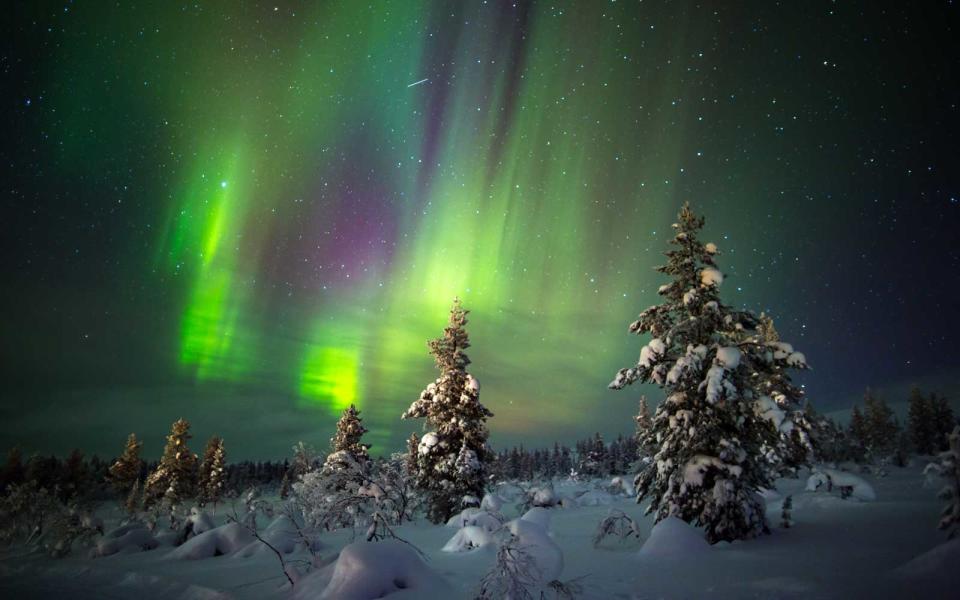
2,1,959,459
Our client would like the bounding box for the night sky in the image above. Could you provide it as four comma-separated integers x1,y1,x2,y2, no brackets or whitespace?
2,1,958,460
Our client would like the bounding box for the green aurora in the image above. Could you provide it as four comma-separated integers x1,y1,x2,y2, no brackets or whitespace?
5,1,959,458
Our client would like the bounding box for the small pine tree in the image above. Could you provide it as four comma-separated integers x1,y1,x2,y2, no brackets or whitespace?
609,203,803,544
403,298,493,523
780,495,793,529
125,479,141,514
143,418,197,511
937,426,960,538
280,441,315,499
330,405,371,463
108,434,144,497
197,436,226,511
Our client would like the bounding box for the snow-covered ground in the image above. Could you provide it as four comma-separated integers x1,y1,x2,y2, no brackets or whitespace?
0,462,956,599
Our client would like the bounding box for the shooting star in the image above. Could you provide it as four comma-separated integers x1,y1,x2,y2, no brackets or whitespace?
407,78,429,88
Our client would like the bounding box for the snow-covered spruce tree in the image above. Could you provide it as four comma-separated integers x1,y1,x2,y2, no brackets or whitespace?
330,404,371,464
609,203,808,544
402,298,493,523
107,433,143,497
938,426,960,538
197,435,226,511
294,405,373,530
750,314,814,476
143,418,197,512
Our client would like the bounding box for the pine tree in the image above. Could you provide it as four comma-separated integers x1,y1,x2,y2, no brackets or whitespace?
62,449,91,501
125,479,141,514
849,405,868,461
197,436,226,511
330,405,371,463
402,298,493,523
318,404,372,493
750,313,814,476
931,393,956,452
609,203,806,544
108,434,144,497
908,388,935,455
938,426,960,538
863,389,898,460
280,441,315,499
0,446,25,493
143,418,197,510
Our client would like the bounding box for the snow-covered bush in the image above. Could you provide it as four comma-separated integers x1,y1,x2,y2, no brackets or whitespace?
593,509,643,547
805,469,876,501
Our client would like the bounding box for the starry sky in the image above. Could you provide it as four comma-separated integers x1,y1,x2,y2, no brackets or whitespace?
2,1,959,460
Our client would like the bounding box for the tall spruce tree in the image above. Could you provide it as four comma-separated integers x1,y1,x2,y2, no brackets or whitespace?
143,418,197,510
609,203,808,543
402,298,493,523
108,433,144,497
197,436,226,511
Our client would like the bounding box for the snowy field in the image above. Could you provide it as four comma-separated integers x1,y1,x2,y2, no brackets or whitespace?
0,462,956,600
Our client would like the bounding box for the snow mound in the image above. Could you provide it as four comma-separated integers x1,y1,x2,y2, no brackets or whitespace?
168,522,255,560
446,508,502,532
237,515,301,558
530,485,560,507
187,508,216,536
639,516,710,558
575,489,613,506
609,477,632,495
894,538,960,584
94,523,159,557
442,525,495,553
314,539,450,599
507,518,563,582
480,493,503,512
520,507,553,530
806,469,876,501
